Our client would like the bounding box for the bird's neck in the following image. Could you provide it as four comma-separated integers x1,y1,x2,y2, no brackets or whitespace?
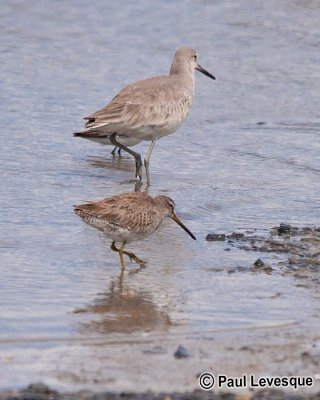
169,67,195,92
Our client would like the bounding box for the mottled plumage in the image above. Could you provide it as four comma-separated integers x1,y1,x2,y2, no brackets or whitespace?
74,192,196,269
74,47,215,184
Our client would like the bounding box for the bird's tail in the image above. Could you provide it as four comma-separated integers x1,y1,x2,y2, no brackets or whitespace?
73,131,85,137
73,129,107,138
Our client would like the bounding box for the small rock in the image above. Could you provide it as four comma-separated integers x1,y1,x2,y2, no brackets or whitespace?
227,232,245,239
254,258,265,267
20,383,59,400
277,223,298,235
174,345,189,359
24,383,53,394
206,233,225,242
252,259,273,274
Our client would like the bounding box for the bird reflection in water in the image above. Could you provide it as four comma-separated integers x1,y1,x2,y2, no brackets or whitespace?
74,272,171,335
84,155,144,190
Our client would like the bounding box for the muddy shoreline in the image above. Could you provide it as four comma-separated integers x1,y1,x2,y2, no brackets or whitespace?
206,224,320,274
1,224,319,395
1,383,320,400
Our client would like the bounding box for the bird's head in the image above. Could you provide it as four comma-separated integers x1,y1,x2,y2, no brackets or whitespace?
170,47,215,80
154,195,196,240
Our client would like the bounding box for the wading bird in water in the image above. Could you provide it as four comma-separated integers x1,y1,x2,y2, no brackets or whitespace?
74,47,215,185
74,192,196,270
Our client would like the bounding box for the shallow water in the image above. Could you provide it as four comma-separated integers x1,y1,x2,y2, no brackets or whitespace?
0,0,319,391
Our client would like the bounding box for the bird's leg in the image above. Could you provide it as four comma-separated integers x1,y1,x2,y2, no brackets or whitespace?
111,241,146,267
111,241,119,253
144,139,157,186
119,241,126,270
111,241,126,270
110,133,142,180
111,147,122,156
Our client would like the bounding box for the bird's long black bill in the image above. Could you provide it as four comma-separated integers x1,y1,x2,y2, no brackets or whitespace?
196,64,216,80
171,213,196,240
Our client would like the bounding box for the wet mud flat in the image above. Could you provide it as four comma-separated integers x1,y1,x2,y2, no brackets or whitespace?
1,224,319,397
1,383,319,400
1,224,319,396
207,224,320,279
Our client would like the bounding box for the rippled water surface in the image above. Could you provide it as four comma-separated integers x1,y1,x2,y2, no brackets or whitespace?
1,0,319,391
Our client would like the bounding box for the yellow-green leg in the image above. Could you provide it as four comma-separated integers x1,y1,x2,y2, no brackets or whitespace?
111,241,146,268
111,241,126,270
119,241,126,270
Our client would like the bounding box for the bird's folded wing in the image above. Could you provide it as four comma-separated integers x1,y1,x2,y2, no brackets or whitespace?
83,77,190,130
74,196,156,230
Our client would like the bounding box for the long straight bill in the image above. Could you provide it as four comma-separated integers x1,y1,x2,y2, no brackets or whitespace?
171,213,196,240
195,63,216,80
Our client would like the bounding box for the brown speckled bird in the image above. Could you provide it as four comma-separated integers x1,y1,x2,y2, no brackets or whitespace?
74,192,196,269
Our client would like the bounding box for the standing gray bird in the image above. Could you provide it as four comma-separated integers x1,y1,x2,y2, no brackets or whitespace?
74,47,215,185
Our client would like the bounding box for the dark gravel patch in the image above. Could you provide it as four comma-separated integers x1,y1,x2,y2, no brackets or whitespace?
207,224,320,273
0,384,319,400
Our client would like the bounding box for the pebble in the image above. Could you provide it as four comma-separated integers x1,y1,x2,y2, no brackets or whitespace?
174,345,190,359
206,233,225,242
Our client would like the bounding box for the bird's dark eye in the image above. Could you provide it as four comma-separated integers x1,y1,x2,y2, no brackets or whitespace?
194,55,197,60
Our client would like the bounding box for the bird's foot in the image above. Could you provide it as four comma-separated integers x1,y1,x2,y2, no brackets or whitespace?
125,251,147,267
135,172,142,182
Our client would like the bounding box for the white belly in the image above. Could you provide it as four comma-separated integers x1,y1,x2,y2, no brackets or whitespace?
84,135,142,147
81,215,158,244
